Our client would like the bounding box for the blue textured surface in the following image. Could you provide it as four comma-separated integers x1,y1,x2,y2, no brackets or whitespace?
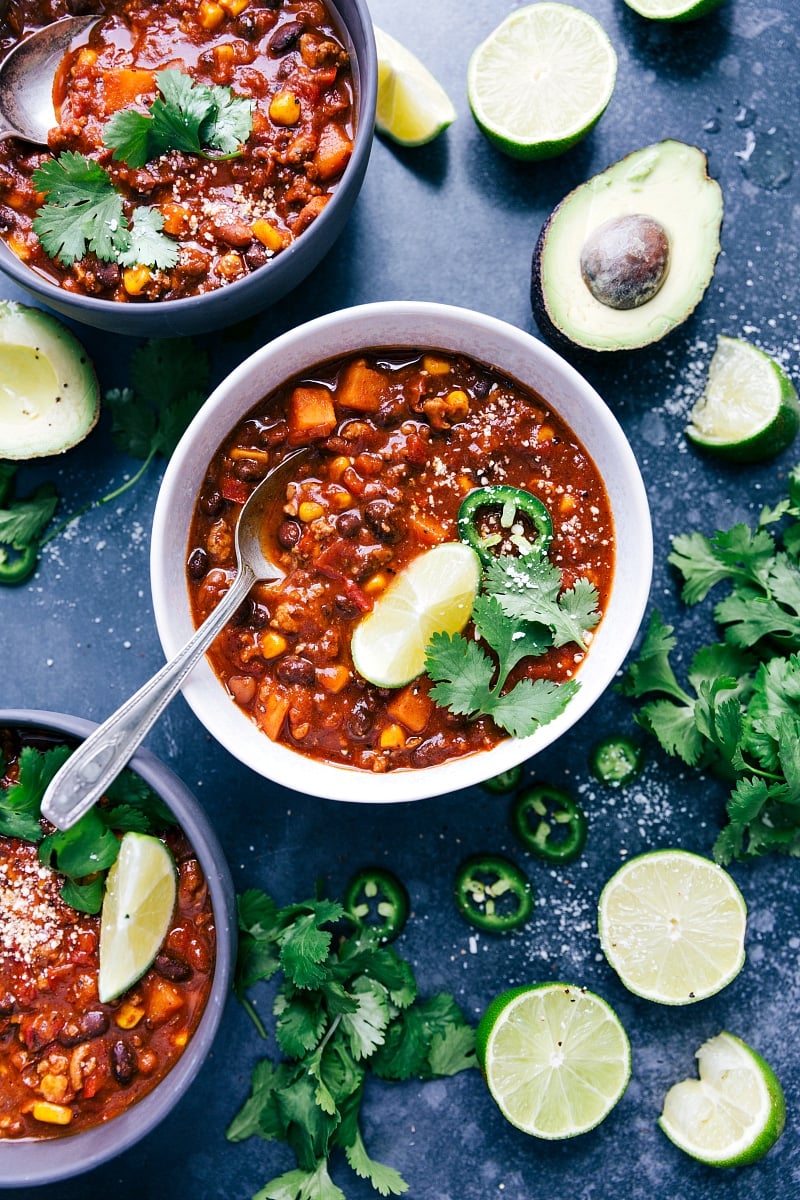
1,1,798,1197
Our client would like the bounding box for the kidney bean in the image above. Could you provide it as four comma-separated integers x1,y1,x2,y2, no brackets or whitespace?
187,547,209,579
268,19,305,54
154,952,192,982
111,1040,138,1086
276,656,316,687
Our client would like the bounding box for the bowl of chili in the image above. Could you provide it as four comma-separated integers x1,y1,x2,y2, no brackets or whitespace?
0,709,235,1186
0,0,377,337
151,300,653,802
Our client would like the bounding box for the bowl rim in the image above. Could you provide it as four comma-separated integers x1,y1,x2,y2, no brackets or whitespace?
0,708,235,1188
151,299,654,803
0,0,378,336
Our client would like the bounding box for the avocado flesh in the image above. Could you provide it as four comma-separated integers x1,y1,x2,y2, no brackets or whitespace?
532,140,723,353
0,301,99,459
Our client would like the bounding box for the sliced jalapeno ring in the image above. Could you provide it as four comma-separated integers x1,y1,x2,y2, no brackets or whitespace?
454,853,533,933
481,764,524,795
511,784,587,863
343,867,409,942
0,543,38,586
457,485,553,568
590,734,644,788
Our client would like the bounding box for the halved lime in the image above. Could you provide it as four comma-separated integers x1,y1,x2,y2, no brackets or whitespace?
373,26,456,147
467,3,617,161
623,0,727,21
598,849,747,1005
686,335,800,462
476,982,631,1138
659,1032,786,1167
98,832,177,1003
351,542,480,688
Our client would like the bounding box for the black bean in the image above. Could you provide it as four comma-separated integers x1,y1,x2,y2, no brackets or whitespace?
199,486,223,517
80,1010,110,1039
364,499,402,544
276,656,316,687
57,1021,83,1047
155,952,192,982
277,519,301,549
347,699,374,739
244,244,270,271
111,1040,138,1085
268,19,304,53
187,547,209,579
235,457,267,482
336,510,362,538
334,593,360,618
411,734,452,769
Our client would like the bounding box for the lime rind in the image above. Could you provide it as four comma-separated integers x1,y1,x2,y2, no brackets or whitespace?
686,335,800,463
373,26,456,147
597,848,747,1005
659,1032,786,1167
623,0,727,21
467,3,617,161
477,982,631,1139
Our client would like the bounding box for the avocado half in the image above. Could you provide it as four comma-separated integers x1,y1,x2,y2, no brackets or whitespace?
531,140,723,353
0,301,100,459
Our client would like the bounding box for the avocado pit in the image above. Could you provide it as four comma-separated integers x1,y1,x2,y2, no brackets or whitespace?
580,214,670,311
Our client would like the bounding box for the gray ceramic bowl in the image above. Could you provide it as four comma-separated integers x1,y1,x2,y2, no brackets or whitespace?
0,709,235,1188
0,0,377,337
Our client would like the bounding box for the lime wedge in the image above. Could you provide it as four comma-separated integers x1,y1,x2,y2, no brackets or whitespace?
351,542,480,688
467,3,617,161
597,849,747,1005
476,982,631,1138
623,0,727,20
98,832,177,1003
659,1032,786,1167
686,335,800,462
373,26,456,147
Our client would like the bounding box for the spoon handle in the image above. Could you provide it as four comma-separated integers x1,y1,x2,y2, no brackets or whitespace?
41,565,256,830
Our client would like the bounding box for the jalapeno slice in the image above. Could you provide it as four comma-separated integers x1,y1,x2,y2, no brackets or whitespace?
481,764,524,795
0,543,38,586
454,854,533,933
511,784,587,863
590,735,644,788
343,867,409,942
457,486,553,568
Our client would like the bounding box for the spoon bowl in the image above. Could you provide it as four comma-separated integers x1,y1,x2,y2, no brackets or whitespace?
40,447,310,830
0,14,96,144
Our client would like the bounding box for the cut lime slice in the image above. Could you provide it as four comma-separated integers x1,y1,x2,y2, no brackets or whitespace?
467,3,617,161
597,849,747,1005
351,541,480,688
373,26,456,147
476,982,631,1138
98,832,177,1003
623,0,727,21
659,1032,786,1167
686,335,800,463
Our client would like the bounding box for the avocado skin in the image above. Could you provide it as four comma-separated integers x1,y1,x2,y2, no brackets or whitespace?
530,140,723,355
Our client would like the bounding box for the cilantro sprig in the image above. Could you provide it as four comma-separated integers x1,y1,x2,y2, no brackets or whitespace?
0,464,59,584
621,463,800,862
230,888,476,1200
0,742,175,913
426,552,600,738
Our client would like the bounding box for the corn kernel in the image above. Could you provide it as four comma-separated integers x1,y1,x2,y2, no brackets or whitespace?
363,572,389,595
298,500,325,522
115,1002,145,1029
40,1074,68,1104
269,90,302,126
328,455,353,481
327,488,352,511
8,235,30,261
173,1032,189,1048
197,0,225,29
537,424,555,443
259,631,288,659
445,389,470,419
380,724,406,750
560,493,577,513
422,354,451,376
160,201,190,236
122,266,153,296
31,1102,73,1126
220,0,250,12
457,475,473,493
252,218,286,252
217,251,245,280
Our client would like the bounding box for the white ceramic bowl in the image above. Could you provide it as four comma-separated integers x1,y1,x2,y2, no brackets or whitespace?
151,301,653,803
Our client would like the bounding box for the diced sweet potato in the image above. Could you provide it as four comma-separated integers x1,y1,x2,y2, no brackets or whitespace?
287,385,337,444
336,359,388,413
386,684,434,734
102,69,157,114
313,123,353,181
146,979,183,1026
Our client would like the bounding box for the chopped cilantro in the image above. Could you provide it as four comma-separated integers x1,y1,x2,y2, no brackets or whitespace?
426,553,599,738
621,463,800,861
229,887,475,1199
0,476,59,585
104,69,253,167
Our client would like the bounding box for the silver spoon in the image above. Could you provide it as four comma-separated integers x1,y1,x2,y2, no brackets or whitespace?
41,448,310,831
0,14,97,145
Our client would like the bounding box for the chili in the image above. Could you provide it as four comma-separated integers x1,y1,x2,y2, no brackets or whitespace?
453,854,533,933
590,734,644,787
457,485,553,568
343,867,409,942
0,543,37,585
481,764,524,795
511,783,587,862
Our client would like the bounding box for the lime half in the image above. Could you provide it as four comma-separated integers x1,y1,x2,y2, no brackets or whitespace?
351,542,480,688
373,27,456,147
598,849,747,1005
467,3,617,161
686,335,800,462
623,0,727,20
660,1032,786,1167
98,832,177,1003
476,982,631,1138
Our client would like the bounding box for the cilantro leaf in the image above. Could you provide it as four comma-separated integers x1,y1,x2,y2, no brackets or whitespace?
255,1162,346,1200
0,483,59,551
202,82,255,152
426,632,496,718
0,745,70,838
33,152,128,265
117,206,179,270
428,1023,477,1076
484,554,600,648
488,676,578,739
344,1130,409,1197
339,977,390,1060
